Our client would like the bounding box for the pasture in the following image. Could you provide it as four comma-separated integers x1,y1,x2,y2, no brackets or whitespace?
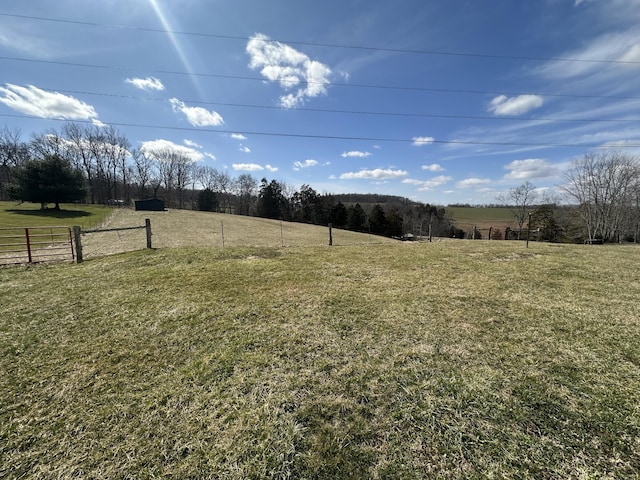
446,206,517,233
0,201,114,230
1,213,639,478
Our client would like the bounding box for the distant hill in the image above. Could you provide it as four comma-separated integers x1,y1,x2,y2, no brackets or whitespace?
332,193,428,208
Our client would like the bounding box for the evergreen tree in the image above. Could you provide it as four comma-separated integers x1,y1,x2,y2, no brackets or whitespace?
368,204,387,234
9,154,86,209
331,201,348,228
346,203,366,231
197,188,218,212
386,207,404,237
256,178,287,219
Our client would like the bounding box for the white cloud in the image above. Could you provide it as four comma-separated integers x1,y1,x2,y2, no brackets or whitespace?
231,133,248,140
422,163,445,172
403,175,452,191
239,146,251,153
204,152,217,161
125,77,165,91
232,163,278,172
503,158,560,180
247,33,332,108
339,168,408,180
341,150,371,158
488,95,544,116
457,178,492,188
140,139,204,162
0,84,99,120
619,43,640,62
412,136,435,146
169,98,224,126
535,29,640,82
294,159,318,170
0,24,59,59
183,139,202,148
232,163,264,172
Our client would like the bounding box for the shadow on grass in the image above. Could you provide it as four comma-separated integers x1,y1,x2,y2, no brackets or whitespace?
6,209,93,219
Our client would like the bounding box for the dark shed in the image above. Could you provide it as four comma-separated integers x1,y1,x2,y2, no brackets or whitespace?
134,198,165,211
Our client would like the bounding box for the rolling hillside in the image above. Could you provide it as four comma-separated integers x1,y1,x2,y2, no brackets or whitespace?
81,207,397,259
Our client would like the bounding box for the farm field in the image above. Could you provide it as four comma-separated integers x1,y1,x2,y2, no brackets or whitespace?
446,206,517,233
1,221,640,477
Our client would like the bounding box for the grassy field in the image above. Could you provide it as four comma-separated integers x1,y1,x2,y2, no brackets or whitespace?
0,201,114,230
79,208,396,259
446,206,517,232
2,236,639,478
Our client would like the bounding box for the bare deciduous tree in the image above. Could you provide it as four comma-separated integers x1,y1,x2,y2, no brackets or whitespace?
562,151,639,242
130,148,156,199
0,127,29,200
234,173,257,215
498,181,538,239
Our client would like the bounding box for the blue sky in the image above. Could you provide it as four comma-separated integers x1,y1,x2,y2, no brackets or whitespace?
1,0,639,205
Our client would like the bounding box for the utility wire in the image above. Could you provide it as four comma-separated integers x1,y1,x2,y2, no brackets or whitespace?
2,55,640,101
32,86,640,124
2,113,639,148
1,12,639,65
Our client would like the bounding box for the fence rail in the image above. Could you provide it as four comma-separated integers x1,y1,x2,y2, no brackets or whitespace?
0,226,74,265
73,218,151,263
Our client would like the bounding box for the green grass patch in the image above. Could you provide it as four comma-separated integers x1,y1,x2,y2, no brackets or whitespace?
0,201,114,229
1,241,639,478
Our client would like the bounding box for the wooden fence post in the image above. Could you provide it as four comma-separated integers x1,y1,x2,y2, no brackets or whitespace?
73,226,83,263
489,226,493,241
328,223,333,246
145,219,152,249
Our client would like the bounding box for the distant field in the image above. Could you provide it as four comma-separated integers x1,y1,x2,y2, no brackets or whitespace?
0,201,114,230
446,206,517,232
2,239,639,478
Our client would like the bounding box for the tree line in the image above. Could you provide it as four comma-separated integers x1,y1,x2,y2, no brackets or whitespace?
498,152,640,243
4,123,638,242
0,123,454,239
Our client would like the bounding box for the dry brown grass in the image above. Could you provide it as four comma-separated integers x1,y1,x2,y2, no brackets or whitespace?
81,208,396,258
2,227,640,477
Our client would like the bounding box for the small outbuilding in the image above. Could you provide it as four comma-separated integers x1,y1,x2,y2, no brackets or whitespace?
134,198,165,211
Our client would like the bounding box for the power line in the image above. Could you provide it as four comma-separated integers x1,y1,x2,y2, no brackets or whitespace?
2,113,639,149
32,86,640,124
1,12,639,65
2,55,640,101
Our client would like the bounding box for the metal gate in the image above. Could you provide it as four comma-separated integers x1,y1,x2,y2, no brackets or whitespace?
0,226,74,265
